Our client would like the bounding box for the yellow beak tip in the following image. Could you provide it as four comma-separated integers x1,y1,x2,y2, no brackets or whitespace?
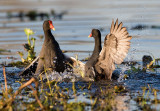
52,28,55,31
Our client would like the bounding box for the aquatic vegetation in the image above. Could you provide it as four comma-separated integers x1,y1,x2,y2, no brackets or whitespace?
131,24,160,30
114,85,126,93
142,54,160,71
6,9,66,22
1,23,160,111
0,67,40,110
81,56,90,61
134,85,160,111
26,10,37,21
17,51,25,63
38,12,49,20
0,49,11,54
126,66,141,75
91,85,117,110
131,24,148,30
1,56,160,110
0,66,129,110
51,9,55,16
17,28,36,63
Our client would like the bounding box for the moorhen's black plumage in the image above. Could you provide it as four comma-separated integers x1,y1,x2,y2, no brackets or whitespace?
20,20,84,79
35,20,73,75
85,29,102,78
85,19,132,80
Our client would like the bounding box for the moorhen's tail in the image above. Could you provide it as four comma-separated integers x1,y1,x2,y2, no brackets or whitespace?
95,19,132,80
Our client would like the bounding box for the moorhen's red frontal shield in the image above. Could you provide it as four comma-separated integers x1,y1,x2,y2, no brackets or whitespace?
49,20,55,31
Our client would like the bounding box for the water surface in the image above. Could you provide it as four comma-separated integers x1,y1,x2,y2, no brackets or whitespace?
0,0,160,110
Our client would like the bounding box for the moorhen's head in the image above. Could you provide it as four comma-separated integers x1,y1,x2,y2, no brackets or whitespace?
43,20,55,31
88,29,101,39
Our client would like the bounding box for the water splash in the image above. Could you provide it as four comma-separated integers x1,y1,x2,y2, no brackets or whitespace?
118,64,130,82
41,70,84,82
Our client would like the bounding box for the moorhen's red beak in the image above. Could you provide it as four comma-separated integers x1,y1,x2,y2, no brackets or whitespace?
88,33,92,37
49,21,55,31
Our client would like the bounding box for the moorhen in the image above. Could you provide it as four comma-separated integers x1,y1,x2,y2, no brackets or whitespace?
85,19,132,80
20,20,80,77
34,20,75,75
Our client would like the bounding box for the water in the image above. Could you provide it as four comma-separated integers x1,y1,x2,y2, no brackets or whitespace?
0,0,160,110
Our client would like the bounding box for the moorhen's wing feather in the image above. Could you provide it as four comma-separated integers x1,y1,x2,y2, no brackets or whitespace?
19,56,39,76
70,57,85,68
70,56,95,81
95,19,132,80
70,57,85,77
19,54,84,76
109,19,132,64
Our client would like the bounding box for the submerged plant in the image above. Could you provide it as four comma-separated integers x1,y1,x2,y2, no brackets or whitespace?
18,28,36,63
0,49,11,54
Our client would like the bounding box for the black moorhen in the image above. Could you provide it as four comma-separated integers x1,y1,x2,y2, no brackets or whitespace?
85,29,102,78
20,20,84,78
35,20,73,75
85,19,132,80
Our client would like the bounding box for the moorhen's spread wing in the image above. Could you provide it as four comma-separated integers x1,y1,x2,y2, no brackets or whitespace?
95,19,132,80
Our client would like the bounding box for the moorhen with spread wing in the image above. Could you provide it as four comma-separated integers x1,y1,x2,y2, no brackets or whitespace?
85,19,132,80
